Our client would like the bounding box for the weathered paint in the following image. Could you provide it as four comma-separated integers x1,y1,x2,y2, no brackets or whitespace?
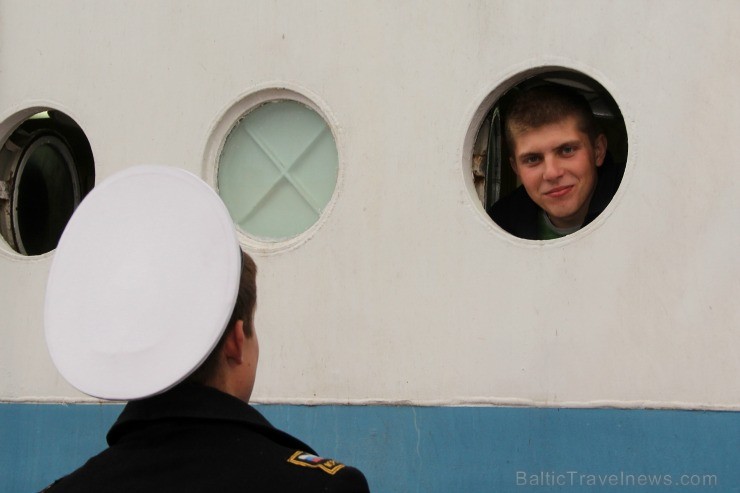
2,4,738,492
1,403,737,493
1,0,738,410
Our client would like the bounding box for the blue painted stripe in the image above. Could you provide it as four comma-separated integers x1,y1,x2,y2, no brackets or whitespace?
1,404,737,492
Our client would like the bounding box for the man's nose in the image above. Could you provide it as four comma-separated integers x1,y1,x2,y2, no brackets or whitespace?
542,156,564,181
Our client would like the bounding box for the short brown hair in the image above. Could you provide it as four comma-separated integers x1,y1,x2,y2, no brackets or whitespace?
187,249,257,384
504,84,601,150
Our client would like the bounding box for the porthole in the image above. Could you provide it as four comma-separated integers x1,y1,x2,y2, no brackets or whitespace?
217,99,339,242
0,111,95,255
471,70,628,240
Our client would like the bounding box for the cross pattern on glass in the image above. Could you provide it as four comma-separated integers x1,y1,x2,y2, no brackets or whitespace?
236,123,330,226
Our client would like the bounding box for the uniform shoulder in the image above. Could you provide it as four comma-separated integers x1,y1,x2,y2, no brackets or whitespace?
285,450,370,492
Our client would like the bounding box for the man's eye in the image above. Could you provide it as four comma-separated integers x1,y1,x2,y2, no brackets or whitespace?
561,145,576,155
522,155,541,165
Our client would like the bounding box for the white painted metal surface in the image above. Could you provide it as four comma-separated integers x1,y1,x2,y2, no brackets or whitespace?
0,0,738,409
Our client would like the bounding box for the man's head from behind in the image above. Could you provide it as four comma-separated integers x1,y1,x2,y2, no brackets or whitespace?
188,250,259,401
504,84,607,229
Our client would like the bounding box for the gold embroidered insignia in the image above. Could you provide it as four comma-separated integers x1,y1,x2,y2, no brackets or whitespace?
287,450,346,475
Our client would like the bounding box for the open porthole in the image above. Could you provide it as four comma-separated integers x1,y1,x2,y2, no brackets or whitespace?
472,70,628,240
0,111,95,256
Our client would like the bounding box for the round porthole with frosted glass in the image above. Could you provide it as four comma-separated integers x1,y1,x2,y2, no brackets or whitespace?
217,99,339,243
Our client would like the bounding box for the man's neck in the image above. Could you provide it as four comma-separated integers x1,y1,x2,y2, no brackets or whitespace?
539,211,581,239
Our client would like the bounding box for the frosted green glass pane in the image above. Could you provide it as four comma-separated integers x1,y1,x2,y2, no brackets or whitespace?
217,100,338,240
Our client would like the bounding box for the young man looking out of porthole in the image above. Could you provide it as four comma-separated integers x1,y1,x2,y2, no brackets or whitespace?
490,84,624,240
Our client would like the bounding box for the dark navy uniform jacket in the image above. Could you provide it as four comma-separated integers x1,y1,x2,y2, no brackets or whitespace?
42,383,370,492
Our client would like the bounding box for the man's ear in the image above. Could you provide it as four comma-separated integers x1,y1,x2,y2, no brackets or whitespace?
223,320,245,365
594,134,607,167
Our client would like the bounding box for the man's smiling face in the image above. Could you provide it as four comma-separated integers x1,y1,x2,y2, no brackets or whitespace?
509,116,607,229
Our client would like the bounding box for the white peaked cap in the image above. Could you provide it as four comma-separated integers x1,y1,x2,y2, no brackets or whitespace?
44,166,241,400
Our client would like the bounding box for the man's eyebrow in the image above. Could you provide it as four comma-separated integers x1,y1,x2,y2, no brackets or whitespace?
516,151,542,161
557,140,582,149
